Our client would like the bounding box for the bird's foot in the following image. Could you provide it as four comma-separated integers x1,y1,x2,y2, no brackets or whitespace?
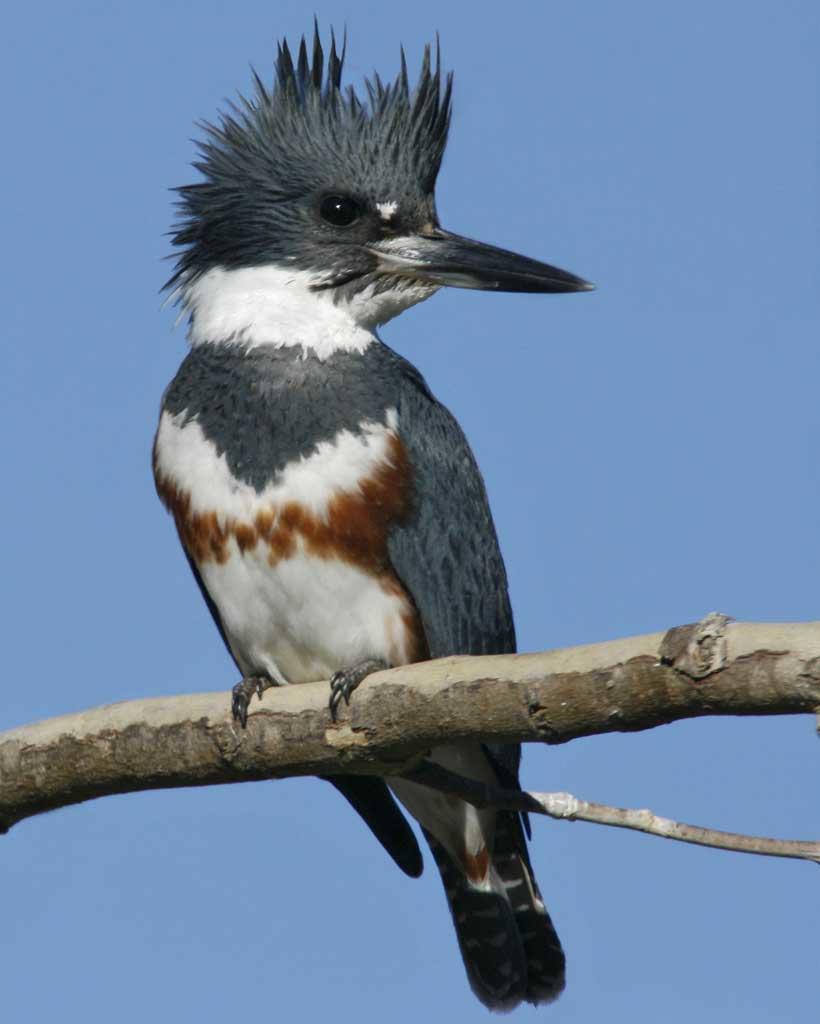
232,675,274,728
329,659,388,722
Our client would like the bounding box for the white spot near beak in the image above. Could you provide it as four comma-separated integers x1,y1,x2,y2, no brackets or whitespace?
376,200,399,222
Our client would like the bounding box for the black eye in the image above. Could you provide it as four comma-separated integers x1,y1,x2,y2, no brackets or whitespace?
319,194,361,227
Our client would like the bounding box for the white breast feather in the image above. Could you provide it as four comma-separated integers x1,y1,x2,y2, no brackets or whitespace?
155,407,415,684
200,546,414,684
155,407,398,523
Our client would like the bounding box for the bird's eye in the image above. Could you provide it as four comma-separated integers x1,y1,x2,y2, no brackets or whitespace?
320,194,361,227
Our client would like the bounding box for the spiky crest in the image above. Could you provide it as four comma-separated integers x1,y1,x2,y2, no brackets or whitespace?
167,25,453,292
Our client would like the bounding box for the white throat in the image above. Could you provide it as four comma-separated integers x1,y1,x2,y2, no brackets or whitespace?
182,264,437,360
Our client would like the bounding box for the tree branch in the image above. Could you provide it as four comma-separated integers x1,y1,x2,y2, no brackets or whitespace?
2,614,819,838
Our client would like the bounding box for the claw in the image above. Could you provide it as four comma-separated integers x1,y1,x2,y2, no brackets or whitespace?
327,659,388,722
329,671,351,722
231,675,269,728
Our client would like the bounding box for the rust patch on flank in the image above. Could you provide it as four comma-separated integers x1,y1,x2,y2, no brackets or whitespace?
153,471,232,565
254,508,274,538
380,572,428,665
233,522,257,553
463,845,491,885
154,433,413,569
153,432,428,662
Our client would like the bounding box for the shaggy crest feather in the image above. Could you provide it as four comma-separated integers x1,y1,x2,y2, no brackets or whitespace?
167,24,452,295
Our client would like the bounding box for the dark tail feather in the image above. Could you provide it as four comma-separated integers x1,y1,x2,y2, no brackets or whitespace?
423,819,565,1011
493,813,565,1004
424,828,527,1010
326,776,424,878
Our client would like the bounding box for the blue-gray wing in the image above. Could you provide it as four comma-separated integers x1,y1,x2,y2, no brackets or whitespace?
387,361,526,823
387,363,516,661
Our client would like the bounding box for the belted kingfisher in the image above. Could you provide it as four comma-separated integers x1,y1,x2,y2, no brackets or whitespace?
154,27,590,1010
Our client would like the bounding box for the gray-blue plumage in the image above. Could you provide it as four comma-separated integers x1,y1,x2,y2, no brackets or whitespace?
386,370,515,660
164,343,404,490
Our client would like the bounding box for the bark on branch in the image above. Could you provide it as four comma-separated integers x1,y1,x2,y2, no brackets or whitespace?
1,614,819,838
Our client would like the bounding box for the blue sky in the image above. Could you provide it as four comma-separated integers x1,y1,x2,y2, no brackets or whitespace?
2,2,818,1021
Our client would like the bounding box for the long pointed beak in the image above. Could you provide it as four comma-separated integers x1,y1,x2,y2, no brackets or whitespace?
368,229,593,294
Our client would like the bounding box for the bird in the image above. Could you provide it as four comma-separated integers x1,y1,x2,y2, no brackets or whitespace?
153,26,591,1011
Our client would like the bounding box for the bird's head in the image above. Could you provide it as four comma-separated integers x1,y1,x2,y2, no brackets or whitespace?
168,26,591,335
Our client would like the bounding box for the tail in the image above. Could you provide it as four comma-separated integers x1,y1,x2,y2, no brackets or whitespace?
423,814,565,1011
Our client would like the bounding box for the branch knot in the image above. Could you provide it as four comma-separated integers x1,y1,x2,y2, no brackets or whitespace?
659,611,732,680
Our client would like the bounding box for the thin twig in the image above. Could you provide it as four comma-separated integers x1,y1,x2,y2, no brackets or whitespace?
531,791,820,863
401,761,820,865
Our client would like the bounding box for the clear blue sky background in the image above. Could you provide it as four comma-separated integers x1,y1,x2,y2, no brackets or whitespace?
2,2,817,1021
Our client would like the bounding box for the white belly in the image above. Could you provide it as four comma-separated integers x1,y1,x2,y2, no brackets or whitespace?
199,537,416,683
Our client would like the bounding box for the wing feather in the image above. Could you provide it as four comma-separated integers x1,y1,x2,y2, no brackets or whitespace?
387,364,516,660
